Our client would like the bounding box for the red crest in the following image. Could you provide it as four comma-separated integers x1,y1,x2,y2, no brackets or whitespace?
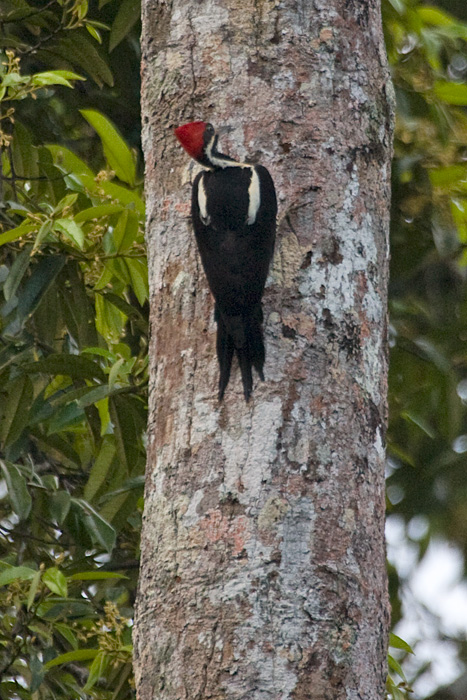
174,121,207,160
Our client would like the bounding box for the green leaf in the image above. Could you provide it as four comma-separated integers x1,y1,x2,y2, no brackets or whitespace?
74,203,124,222
400,410,436,439
50,69,88,81
27,569,43,610
68,571,128,581
58,260,98,348
53,193,79,215
55,33,114,88
418,6,456,27
31,70,84,88
86,23,102,43
0,565,37,587
76,384,111,408
388,654,407,681
112,209,128,252
389,633,415,655
101,474,145,500
83,346,117,359
386,0,405,14
109,396,130,474
46,144,95,179
75,0,89,20
33,220,53,251
84,651,110,691
80,109,136,186
46,403,84,434
433,81,467,106
108,358,125,389
113,209,140,251
31,429,82,469
42,567,68,597
95,181,145,215
54,623,78,650
72,498,116,553
109,0,141,52
47,490,71,525
0,461,32,519
44,648,99,670
102,292,148,328
0,223,36,247
96,293,127,342
12,122,39,180
3,247,32,301
24,354,105,381
17,255,66,320
2,73,28,88
126,257,149,305
84,435,116,502
106,258,131,285
39,598,93,620
54,219,85,249
0,375,34,447
429,165,467,188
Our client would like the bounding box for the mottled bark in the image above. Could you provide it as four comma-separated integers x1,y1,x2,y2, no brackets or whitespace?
135,1,394,699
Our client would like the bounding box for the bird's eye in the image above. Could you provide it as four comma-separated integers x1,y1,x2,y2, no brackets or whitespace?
205,123,214,135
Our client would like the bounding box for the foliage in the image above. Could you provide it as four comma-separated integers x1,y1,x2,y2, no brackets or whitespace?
2,0,467,697
387,633,415,700
0,1,144,697
384,0,467,695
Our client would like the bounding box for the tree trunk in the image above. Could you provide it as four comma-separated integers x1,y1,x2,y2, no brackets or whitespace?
135,1,394,699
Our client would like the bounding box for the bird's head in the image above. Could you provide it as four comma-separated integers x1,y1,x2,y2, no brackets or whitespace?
174,121,234,169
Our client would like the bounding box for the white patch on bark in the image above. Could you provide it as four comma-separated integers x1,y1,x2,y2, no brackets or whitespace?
220,398,283,502
220,497,316,699
183,488,205,527
172,270,191,294
362,334,385,403
191,394,219,443
374,427,386,460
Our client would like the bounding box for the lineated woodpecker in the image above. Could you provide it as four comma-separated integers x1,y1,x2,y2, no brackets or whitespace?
175,121,277,402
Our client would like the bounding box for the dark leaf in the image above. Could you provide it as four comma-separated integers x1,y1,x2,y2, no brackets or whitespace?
109,0,141,52
0,375,34,447
17,255,66,321
3,247,32,301
24,354,105,381
0,461,32,519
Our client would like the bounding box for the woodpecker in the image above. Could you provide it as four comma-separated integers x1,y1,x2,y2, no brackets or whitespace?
175,121,277,402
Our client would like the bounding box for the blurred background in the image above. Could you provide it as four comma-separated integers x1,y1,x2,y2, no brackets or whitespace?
1,0,467,697
385,0,467,696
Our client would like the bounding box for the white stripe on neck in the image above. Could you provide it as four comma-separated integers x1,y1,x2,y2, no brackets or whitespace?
197,174,210,224
247,167,260,225
205,136,249,169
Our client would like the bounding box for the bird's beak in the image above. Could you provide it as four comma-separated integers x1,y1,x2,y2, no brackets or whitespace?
216,125,234,136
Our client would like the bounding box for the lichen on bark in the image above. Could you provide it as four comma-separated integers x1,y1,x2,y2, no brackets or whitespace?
135,0,394,698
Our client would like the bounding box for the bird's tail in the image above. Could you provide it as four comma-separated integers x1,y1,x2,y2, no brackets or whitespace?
215,305,265,402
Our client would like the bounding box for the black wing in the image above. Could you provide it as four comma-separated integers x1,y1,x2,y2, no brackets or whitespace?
191,165,277,400
191,165,276,316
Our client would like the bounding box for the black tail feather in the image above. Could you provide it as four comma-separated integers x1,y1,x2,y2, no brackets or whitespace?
215,304,265,402
245,307,265,381
236,345,253,402
217,315,235,401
